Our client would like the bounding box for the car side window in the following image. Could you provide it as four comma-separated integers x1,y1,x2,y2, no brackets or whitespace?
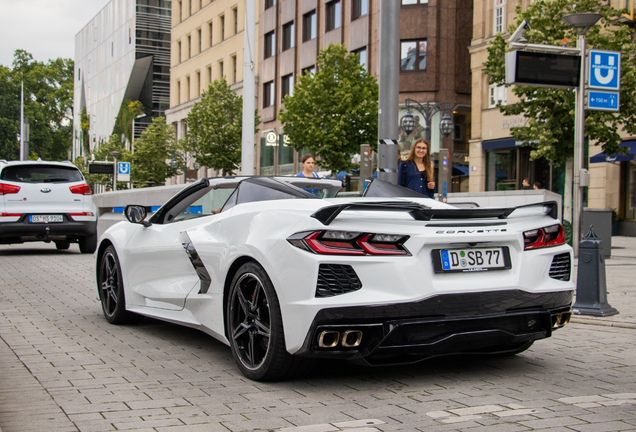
170,187,236,223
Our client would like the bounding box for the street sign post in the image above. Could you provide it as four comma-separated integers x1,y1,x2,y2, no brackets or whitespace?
117,162,131,182
588,90,620,111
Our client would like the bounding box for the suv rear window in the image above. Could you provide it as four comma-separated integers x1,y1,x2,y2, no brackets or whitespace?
1,165,84,183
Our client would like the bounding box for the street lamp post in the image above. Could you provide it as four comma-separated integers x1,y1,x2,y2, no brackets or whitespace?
171,151,200,183
400,99,454,144
109,151,122,191
562,12,602,257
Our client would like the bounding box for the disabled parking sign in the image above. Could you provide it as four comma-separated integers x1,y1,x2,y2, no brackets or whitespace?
588,49,621,91
117,162,130,182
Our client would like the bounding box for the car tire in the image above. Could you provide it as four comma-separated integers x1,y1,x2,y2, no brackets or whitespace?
226,262,314,381
97,245,143,325
79,233,97,254
55,241,70,250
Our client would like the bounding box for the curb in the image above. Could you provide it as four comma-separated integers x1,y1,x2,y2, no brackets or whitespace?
570,316,636,330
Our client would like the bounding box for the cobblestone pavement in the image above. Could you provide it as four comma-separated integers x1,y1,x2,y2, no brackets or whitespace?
1,238,635,432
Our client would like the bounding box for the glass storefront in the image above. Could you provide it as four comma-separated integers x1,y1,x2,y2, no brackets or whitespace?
486,149,517,191
626,160,636,219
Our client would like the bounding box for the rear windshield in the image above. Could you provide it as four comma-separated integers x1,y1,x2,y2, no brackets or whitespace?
1,165,84,183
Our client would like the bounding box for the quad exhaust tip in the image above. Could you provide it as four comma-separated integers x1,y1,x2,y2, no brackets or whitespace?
552,312,572,329
317,329,363,348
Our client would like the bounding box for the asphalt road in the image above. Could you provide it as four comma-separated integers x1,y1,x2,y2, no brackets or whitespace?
1,239,636,432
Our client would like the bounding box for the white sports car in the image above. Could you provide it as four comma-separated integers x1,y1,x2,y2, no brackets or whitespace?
95,176,574,381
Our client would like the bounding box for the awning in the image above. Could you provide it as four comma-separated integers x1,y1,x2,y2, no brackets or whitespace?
590,141,636,163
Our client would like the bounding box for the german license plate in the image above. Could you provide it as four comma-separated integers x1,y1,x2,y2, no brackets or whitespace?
432,247,511,273
29,215,63,223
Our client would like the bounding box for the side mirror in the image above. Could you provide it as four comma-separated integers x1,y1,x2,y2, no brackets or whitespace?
124,205,152,226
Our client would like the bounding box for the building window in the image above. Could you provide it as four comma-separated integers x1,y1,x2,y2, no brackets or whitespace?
303,10,317,42
178,1,182,22
207,65,212,84
233,7,238,34
326,1,341,31
352,0,368,20
264,31,276,59
178,41,182,63
282,21,295,51
302,66,315,76
232,55,237,83
353,47,367,71
265,0,276,9
489,84,507,107
196,71,201,96
400,40,427,70
263,81,275,108
494,0,505,34
219,60,224,78
78,69,81,80
187,35,191,58
282,74,294,100
221,15,225,41
186,76,190,101
198,28,202,53
208,22,213,47
402,0,428,4
177,80,181,105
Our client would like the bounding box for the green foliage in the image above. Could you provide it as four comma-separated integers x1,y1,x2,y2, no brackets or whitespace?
185,77,259,175
0,50,75,161
130,117,180,187
483,0,636,164
113,100,145,145
279,44,379,174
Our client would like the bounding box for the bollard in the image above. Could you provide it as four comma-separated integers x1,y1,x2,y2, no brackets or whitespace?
572,225,618,317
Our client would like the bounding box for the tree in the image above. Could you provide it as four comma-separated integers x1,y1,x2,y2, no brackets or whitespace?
483,0,636,164
279,43,379,175
0,50,75,161
130,117,180,187
185,77,258,175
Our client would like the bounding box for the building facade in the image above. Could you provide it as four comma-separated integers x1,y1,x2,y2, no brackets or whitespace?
165,0,258,183
255,0,473,188
469,0,636,233
73,0,171,159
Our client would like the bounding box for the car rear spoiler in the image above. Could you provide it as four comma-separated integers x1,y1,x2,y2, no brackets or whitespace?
311,201,558,226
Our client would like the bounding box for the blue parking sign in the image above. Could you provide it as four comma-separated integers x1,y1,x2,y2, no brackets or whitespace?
588,50,621,91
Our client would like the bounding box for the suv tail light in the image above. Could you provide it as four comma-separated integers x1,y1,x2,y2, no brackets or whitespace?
524,224,566,250
69,183,92,195
0,183,21,195
288,231,410,256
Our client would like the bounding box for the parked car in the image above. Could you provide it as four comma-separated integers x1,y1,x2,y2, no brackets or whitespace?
95,176,574,381
0,159,98,253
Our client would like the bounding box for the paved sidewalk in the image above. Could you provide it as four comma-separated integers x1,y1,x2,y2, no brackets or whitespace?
570,235,636,328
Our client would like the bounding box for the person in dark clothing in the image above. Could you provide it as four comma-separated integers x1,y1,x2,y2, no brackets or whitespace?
522,178,532,189
397,138,435,198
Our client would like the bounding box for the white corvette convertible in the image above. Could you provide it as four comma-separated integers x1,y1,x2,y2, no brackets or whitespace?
95,176,574,381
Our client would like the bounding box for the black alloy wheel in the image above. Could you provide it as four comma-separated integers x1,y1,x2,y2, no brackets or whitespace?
97,246,142,324
226,262,314,381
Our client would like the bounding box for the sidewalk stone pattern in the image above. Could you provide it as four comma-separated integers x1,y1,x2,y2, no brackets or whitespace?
0,238,635,431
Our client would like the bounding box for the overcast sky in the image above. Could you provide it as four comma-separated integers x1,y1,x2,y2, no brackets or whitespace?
0,0,111,67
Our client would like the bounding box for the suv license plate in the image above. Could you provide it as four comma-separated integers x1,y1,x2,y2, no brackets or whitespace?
432,247,512,273
30,215,63,223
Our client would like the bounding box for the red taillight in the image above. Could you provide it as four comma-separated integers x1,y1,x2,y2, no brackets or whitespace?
69,183,91,195
1,213,22,217
290,231,410,256
0,183,21,195
68,212,95,217
524,224,565,250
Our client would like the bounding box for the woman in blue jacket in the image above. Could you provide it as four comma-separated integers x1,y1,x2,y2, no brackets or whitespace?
397,138,435,198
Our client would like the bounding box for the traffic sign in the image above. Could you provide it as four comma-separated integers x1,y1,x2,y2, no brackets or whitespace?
117,162,131,182
588,90,620,112
588,49,621,90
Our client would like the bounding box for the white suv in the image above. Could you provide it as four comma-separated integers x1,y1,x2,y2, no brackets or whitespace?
0,160,98,253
